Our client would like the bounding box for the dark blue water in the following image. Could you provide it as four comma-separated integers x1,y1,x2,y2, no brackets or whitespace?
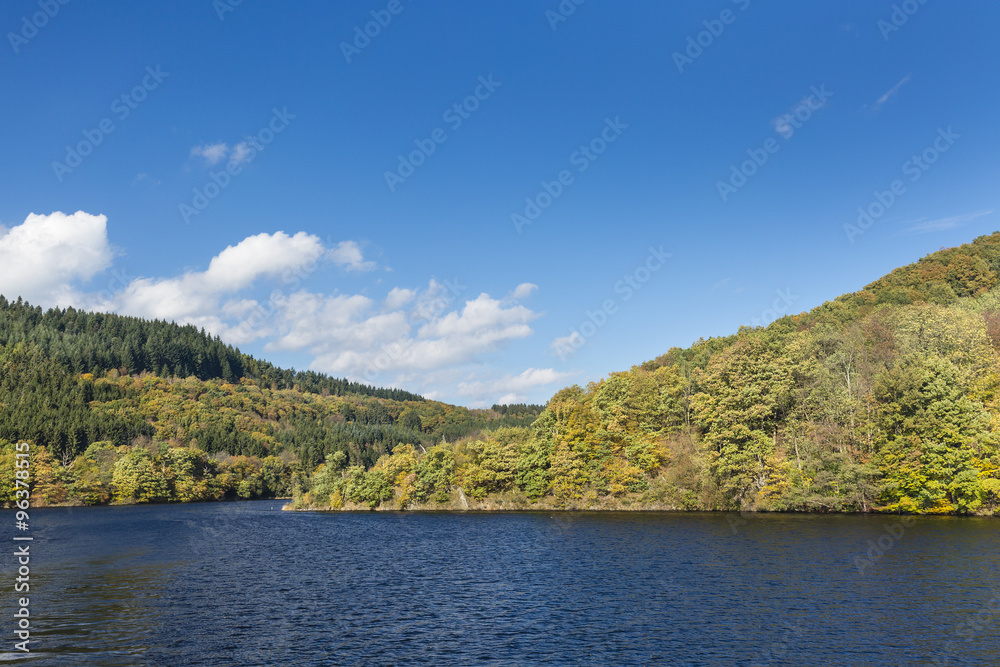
1,503,998,665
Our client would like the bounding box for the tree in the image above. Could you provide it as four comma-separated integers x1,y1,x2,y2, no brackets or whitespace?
693,332,794,507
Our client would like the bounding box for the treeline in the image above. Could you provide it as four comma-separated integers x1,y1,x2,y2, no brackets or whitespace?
0,440,297,506
0,296,423,402
490,403,545,417
292,234,1000,515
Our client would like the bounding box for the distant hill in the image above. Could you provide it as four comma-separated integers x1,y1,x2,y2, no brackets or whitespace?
0,298,541,506
0,296,424,401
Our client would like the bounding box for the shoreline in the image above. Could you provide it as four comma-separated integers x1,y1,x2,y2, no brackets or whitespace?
12,496,997,517
281,500,999,517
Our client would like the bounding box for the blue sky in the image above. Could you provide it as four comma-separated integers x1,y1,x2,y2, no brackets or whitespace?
1,0,998,407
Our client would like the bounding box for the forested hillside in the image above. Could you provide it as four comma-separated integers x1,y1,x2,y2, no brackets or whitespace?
7,234,1000,514
0,296,422,401
0,298,541,506
293,233,1000,515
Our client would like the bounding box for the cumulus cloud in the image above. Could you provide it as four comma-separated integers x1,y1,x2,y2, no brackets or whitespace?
329,241,376,272
302,290,539,378
0,211,114,306
203,231,326,292
114,231,326,326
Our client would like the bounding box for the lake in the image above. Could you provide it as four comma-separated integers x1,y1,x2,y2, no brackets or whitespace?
2,502,998,665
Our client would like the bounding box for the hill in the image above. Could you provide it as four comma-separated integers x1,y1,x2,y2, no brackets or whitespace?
0,298,542,505
289,232,1000,514
7,234,1000,514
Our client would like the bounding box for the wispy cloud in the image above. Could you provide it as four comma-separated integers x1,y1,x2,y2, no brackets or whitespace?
898,209,994,235
190,142,229,165
329,241,377,272
772,89,832,139
130,172,161,186
456,367,576,406
873,74,911,111
229,141,253,166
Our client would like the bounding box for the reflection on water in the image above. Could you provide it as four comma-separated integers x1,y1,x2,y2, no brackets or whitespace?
2,504,998,666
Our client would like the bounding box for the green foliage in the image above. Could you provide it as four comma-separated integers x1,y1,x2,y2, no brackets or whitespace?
413,446,456,503
344,466,393,509
112,449,169,504
459,433,519,499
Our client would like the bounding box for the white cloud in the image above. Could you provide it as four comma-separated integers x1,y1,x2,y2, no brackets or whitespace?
511,282,537,299
329,241,376,272
190,141,256,167
302,290,539,378
550,332,584,358
229,141,253,166
114,231,325,322
385,287,416,310
899,210,994,236
419,293,535,340
0,211,114,306
203,231,326,292
873,74,911,111
190,142,229,165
